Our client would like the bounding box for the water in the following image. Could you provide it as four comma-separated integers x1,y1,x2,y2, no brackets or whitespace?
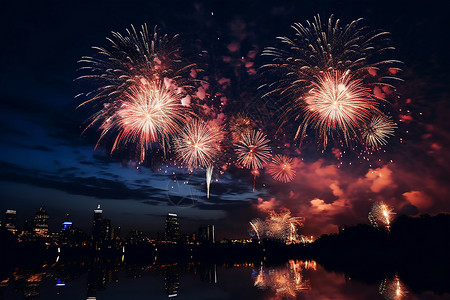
1,257,449,300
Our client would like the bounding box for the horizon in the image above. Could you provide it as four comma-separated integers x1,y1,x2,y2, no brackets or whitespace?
1,0,450,241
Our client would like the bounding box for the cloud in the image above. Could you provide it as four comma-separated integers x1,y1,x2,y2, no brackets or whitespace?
402,190,433,210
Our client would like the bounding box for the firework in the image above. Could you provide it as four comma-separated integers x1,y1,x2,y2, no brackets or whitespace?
235,130,271,169
174,119,222,169
235,130,271,191
379,275,407,300
253,260,311,299
249,210,304,244
78,24,195,159
206,165,213,199
267,155,296,183
174,119,222,198
301,70,377,147
362,113,397,150
261,15,402,148
369,201,396,230
77,24,193,106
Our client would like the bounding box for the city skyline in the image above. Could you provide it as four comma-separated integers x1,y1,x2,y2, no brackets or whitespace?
1,0,449,241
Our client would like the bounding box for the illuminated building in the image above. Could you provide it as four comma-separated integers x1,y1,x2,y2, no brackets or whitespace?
62,214,73,231
165,213,180,242
92,205,112,248
92,204,103,243
4,209,17,234
33,207,49,237
198,225,215,243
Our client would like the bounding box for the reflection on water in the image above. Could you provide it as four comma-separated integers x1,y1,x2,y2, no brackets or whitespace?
252,260,315,298
1,257,448,299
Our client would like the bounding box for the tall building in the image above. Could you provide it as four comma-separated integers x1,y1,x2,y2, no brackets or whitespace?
92,204,103,243
165,213,180,242
5,210,17,234
198,225,215,243
33,207,49,237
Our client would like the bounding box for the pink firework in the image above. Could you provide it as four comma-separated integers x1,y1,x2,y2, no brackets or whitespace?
300,70,377,147
235,130,271,170
77,24,195,160
92,80,190,161
267,155,296,183
174,119,222,169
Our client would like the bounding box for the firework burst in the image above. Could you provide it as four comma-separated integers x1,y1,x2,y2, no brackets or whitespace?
235,130,271,170
174,119,222,198
78,24,195,160
235,130,271,191
261,15,402,148
301,70,377,147
362,113,397,150
88,80,190,161
249,210,304,244
369,201,396,230
267,155,296,183
174,119,222,169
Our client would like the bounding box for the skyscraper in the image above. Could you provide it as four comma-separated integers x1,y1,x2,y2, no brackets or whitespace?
92,204,103,243
165,213,180,242
33,207,49,237
5,210,17,235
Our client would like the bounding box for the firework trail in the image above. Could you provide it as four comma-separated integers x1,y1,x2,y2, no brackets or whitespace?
362,113,397,150
235,130,271,191
261,15,402,149
77,24,195,159
267,154,296,183
249,220,262,240
253,260,312,299
369,201,396,230
174,119,222,197
206,165,213,199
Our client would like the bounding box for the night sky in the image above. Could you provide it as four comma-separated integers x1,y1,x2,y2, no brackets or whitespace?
1,0,449,240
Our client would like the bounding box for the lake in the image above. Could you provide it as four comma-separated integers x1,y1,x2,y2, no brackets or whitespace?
1,256,449,299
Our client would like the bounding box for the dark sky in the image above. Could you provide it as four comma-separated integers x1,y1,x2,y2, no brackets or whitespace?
1,0,449,239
